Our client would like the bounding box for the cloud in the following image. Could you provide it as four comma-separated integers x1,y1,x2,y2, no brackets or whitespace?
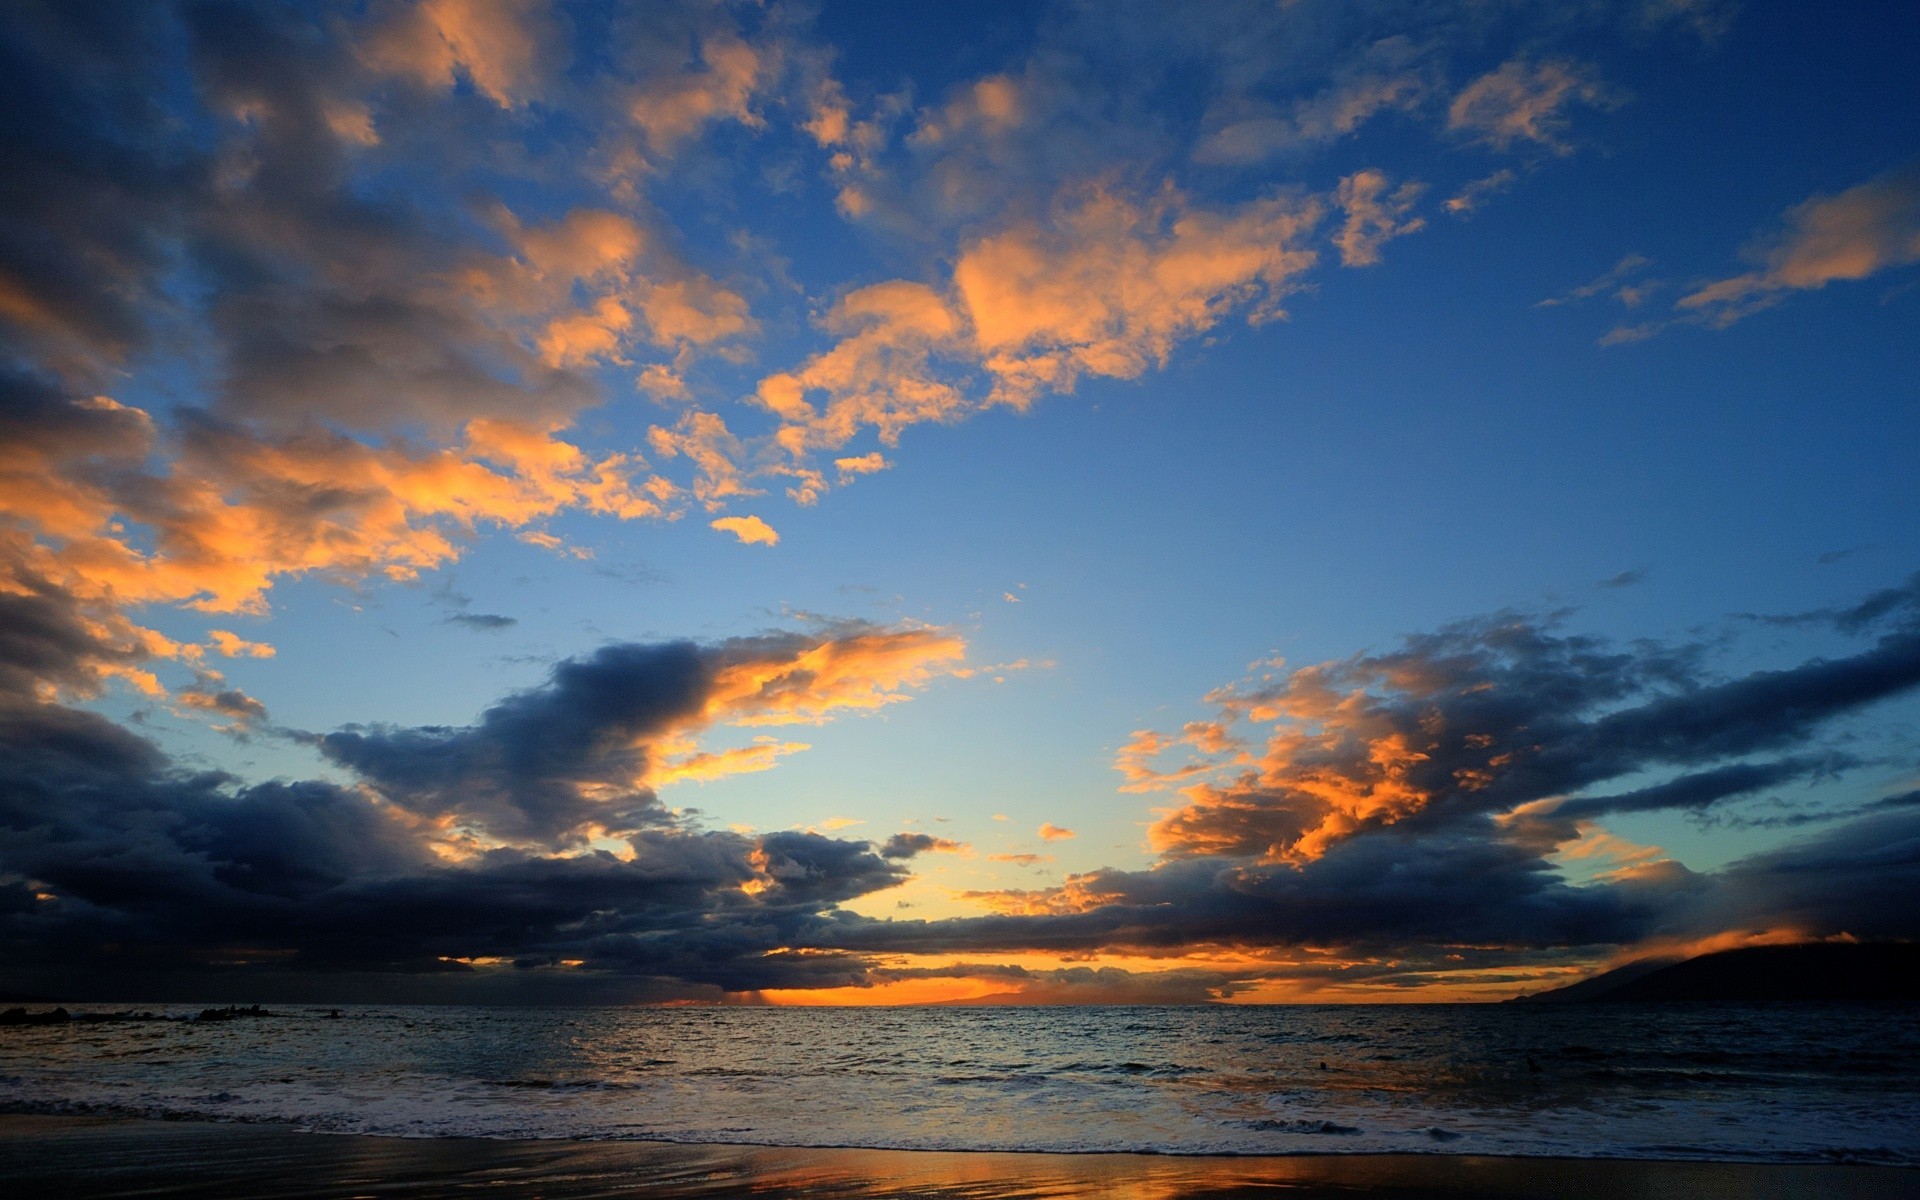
711,514,779,546
954,184,1322,405
1596,568,1647,589
318,624,967,848
359,0,557,109
207,630,276,658
1194,39,1430,165
174,671,270,726
1138,591,1920,865
0,2,780,718
1677,163,1920,326
727,181,1326,508
879,833,967,859
833,452,890,479
445,612,518,631
7,581,1920,1000
626,32,765,157
1447,59,1613,153
2,388,669,623
650,737,810,787
1037,823,1076,841
911,75,1025,146
0,692,913,995
1539,254,1655,308
1333,169,1426,267
1442,169,1517,216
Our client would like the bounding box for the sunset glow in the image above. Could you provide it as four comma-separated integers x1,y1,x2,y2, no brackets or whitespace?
0,0,1916,1010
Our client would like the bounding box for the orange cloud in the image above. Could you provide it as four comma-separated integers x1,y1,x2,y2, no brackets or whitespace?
1333,169,1426,267
1127,653,1517,864
0,387,676,711
361,0,554,109
954,184,1321,405
1037,822,1076,841
470,206,753,371
207,630,275,659
1678,163,1920,325
628,34,764,155
753,279,966,450
911,74,1024,146
703,624,968,727
833,452,890,478
649,410,761,510
661,181,1328,513
648,736,811,786
710,514,779,546
963,871,1120,916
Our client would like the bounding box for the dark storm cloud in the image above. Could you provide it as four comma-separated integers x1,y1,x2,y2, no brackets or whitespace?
0,1,197,375
0,683,911,996
0,568,147,701
841,580,1920,974
1708,808,1920,941
7,579,1920,1001
317,640,715,845
316,624,957,847
1548,756,1847,822
843,804,1920,974
853,819,1682,960
1147,590,1920,866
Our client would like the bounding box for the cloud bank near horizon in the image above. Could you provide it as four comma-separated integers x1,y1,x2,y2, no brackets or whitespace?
5,578,1917,1003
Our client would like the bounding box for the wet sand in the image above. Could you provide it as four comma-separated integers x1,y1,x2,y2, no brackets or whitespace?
0,1114,1910,1199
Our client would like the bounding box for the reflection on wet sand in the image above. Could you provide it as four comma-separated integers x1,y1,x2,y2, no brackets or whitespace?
0,1116,1908,1200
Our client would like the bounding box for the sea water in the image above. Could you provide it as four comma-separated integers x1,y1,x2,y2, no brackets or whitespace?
2,1003,1916,1163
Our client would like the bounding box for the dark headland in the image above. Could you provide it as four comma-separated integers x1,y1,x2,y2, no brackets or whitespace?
1513,941,1920,1003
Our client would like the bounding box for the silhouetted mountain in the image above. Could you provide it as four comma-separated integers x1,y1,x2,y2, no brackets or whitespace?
1509,956,1681,1003
1514,942,1920,1003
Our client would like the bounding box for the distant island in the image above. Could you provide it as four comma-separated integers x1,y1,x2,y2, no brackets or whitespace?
1513,942,1920,1003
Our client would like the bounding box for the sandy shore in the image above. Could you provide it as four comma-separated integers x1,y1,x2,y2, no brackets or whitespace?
0,1114,1911,1199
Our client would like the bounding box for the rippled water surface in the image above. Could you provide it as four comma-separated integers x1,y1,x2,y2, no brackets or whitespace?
3,1003,1917,1162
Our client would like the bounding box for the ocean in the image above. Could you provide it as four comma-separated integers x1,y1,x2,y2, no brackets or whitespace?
2,1003,1916,1164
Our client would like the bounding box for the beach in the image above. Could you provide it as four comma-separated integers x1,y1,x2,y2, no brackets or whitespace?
3,1114,1914,1199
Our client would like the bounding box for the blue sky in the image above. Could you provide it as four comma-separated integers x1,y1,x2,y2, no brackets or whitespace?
4,0,1919,1002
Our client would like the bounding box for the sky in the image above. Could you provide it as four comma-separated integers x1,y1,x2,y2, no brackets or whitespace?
2,0,1918,1005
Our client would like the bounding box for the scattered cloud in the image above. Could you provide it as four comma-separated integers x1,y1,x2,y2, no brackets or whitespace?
1448,59,1615,153
360,0,559,109
1539,254,1656,308
445,612,518,631
711,514,780,546
880,833,968,859
1443,169,1518,216
1334,169,1426,267
1596,568,1648,590
1678,163,1920,326
1195,38,1431,165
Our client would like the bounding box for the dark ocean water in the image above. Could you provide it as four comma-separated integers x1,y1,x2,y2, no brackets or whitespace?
3,1003,1916,1163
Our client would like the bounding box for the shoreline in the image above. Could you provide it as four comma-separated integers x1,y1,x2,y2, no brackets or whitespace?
1,1114,1912,1199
